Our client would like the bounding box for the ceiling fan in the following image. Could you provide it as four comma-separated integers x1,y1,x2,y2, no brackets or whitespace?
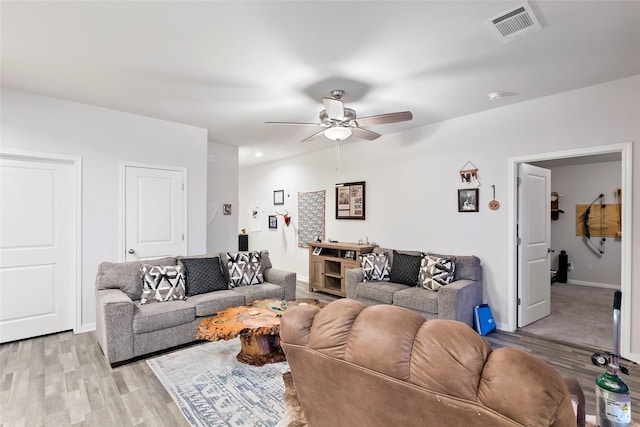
265,89,413,143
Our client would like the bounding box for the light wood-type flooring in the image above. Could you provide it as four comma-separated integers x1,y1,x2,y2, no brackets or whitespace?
1,283,637,426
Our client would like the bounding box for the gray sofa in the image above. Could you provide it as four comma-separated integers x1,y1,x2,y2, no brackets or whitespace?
345,247,482,326
95,251,295,366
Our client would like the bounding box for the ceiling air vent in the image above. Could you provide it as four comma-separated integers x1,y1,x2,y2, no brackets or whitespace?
486,2,542,42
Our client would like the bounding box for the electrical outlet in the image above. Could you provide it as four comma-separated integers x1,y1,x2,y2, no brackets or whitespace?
586,264,593,272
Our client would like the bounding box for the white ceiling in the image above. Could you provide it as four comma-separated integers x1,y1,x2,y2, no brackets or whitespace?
2,1,639,167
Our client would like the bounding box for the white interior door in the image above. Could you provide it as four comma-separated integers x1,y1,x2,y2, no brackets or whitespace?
517,163,552,327
0,155,76,343
124,165,186,261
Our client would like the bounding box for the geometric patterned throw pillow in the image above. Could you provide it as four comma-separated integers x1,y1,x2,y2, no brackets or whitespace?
418,255,456,292
360,252,390,282
140,264,187,304
226,251,264,288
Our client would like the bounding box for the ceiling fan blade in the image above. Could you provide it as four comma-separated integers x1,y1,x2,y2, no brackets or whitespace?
323,98,344,121
351,127,381,141
354,111,413,127
301,129,326,143
265,121,324,126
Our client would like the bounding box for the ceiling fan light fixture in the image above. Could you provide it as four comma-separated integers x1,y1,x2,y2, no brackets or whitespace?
324,126,352,141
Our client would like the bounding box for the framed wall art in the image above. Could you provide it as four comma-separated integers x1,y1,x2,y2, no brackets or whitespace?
273,190,284,205
223,204,232,215
336,181,366,220
268,215,277,229
458,188,479,212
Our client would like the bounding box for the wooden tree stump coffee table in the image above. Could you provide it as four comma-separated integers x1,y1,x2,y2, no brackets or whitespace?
196,298,325,366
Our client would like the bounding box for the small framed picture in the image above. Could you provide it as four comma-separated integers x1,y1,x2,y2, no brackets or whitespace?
458,189,479,212
344,250,356,260
273,190,285,205
223,204,232,215
312,246,322,256
268,215,277,229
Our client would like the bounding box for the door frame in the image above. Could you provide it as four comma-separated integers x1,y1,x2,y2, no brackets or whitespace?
507,142,633,359
0,149,82,334
119,161,188,262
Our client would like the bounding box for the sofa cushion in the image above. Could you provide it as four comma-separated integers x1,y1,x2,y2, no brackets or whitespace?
355,281,409,304
393,286,439,314
388,250,421,286
140,264,187,304
186,290,246,317
230,283,285,304
361,252,390,282
180,256,227,296
133,300,195,333
374,248,420,267
427,253,481,281
96,256,176,300
258,249,273,272
418,255,456,291
226,251,264,287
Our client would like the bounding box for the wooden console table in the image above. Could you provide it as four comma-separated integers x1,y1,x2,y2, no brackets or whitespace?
308,241,375,297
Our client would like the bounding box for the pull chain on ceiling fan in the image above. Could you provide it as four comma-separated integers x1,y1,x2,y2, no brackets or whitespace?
265,89,413,143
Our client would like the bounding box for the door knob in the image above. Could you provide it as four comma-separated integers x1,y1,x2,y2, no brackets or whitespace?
548,248,555,253
128,249,136,254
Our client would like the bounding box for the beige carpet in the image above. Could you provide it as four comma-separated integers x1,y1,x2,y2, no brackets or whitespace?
519,283,616,350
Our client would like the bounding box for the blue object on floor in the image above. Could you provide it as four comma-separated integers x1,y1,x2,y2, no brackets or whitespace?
474,304,497,336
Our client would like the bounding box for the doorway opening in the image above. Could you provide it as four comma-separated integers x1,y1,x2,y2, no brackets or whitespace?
521,154,622,349
507,143,632,358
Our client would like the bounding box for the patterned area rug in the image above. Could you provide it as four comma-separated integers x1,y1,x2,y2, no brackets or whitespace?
147,339,290,427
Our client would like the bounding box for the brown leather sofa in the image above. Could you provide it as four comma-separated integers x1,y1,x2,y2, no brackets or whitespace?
280,299,582,427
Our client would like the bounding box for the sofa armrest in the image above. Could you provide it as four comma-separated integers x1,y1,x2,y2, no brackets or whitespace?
564,377,586,427
437,279,483,326
263,268,297,300
345,268,364,299
95,289,135,365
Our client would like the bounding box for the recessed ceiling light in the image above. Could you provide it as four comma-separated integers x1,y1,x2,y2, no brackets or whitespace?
255,152,263,157
488,91,504,101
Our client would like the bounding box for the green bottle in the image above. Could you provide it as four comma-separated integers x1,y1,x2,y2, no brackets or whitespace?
595,371,631,426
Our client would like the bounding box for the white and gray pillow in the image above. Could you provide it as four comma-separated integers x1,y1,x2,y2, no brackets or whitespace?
226,251,264,288
418,254,456,291
361,252,391,282
140,264,186,304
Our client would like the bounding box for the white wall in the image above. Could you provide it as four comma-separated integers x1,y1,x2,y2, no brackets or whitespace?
1,88,208,328
239,74,640,355
206,141,239,252
547,161,621,287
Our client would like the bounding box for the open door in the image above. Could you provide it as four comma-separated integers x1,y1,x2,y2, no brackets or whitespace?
517,163,552,327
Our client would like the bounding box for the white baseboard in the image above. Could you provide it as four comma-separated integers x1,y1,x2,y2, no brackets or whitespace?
565,280,620,290
298,276,309,284
77,322,96,334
